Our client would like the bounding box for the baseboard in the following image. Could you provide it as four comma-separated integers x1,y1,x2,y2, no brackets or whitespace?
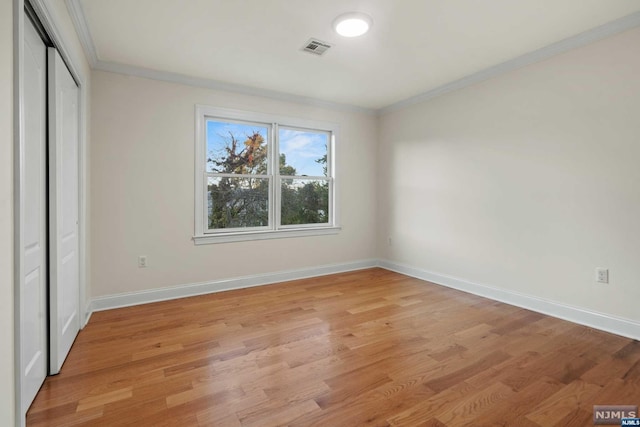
88,259,378,313
86,257,640,340
82,302,92,328
378,259,640,341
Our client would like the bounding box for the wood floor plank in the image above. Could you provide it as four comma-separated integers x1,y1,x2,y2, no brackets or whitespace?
468,376,563,426
525,380,602,426
26,268,640,426
387,381,479,426
432,380,514,425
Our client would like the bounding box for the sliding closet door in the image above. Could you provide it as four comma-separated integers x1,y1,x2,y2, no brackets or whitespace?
48,47,80,374
21,14,48,413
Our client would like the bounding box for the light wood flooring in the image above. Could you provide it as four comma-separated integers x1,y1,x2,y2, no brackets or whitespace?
27,268,640,426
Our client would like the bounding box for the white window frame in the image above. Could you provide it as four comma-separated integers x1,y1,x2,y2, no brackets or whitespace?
194,105,341,244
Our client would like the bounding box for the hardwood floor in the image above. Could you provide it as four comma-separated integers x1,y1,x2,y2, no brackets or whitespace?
27,268,640,426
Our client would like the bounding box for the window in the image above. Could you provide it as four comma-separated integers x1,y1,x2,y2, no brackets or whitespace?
194,106,340,244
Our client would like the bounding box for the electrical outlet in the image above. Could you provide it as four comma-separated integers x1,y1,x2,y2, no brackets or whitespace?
138,255,147,268
596,267,608,284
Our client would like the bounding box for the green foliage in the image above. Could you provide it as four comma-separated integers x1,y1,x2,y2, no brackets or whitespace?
208,176,269,229
279,153,297,176
208,131,328,229
281,180,329,225
316,152,327,176
208,131,269,229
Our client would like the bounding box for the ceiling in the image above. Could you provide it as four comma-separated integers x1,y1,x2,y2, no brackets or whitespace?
69,0,640,111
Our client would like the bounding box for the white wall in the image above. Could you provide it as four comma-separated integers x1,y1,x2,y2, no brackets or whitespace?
90,71,378,298
1,0,14,424
379,27,640,323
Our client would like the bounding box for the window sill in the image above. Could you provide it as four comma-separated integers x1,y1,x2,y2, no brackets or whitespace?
193,226,342,245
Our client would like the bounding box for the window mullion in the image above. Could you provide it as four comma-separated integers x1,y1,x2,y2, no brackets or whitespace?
206,172,270,179
273,122,281,230
330,133,335,224
202,173,209,234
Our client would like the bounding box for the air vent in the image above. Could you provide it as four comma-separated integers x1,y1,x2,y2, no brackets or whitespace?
302,38,332,56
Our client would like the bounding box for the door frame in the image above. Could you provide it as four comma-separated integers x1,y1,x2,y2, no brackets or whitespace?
13,1,88,425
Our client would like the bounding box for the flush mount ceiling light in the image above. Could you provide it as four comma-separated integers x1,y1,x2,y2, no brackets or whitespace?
333,12,372,37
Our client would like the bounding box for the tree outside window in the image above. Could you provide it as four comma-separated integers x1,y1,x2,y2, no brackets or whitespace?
204,118,332,233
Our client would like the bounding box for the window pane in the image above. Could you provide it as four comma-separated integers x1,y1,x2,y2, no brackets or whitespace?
208,176,269,229
281,179,329,225
207,120,268,174
279,128,328,177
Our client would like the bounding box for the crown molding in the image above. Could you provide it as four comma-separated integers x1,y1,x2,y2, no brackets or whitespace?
65,0,97,67
93,59,377,115
379,11,640,115
66,0,374,114
65,0,640,115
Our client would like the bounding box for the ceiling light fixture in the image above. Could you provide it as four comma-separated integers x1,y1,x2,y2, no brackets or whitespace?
333,12,372,37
